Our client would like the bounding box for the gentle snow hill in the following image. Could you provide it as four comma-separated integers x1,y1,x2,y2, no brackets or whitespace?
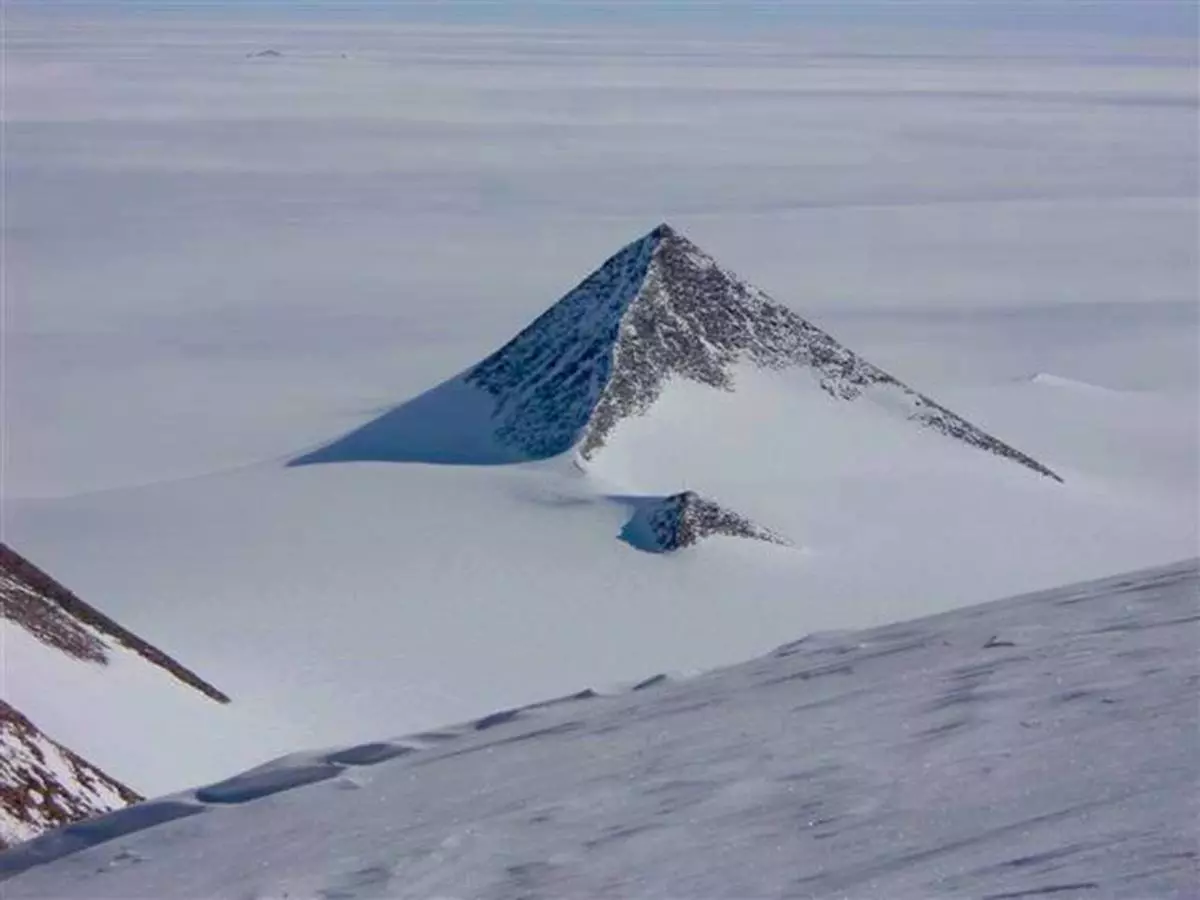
2,560,1196,899
8,227,1195,796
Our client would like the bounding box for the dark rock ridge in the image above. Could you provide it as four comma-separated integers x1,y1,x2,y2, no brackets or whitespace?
0,543,229,704
0,703,140,850
622,492,789,553
465,223,1061,480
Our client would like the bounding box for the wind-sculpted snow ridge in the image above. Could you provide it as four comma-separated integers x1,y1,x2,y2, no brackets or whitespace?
301,224,1060,478
0,704,140,851
0,544,230,704
0,678,663,879
3,560,1195,897
620,491,790,552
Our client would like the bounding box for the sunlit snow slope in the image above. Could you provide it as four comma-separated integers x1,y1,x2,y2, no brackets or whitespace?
3,560,1195,899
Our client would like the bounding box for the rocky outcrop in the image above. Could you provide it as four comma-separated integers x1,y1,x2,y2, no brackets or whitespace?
0,703,139,851
623,492,789,553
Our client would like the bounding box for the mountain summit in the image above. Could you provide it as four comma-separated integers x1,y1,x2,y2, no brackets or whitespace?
294,224,1060,481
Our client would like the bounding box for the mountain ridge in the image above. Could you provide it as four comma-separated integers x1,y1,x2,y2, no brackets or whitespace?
0,544,229,704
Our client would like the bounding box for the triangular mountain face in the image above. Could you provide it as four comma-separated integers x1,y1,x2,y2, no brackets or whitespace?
293,224,1059,482
620,492,790,553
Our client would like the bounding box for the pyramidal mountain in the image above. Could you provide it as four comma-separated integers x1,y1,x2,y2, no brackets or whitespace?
293,223,1061,484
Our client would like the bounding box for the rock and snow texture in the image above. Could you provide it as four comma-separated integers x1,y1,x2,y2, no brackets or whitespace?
0,704,139,851
621,491,789,552
0,543,228,704
2,560,1195,898
295,224,1060,481
0,544,233,823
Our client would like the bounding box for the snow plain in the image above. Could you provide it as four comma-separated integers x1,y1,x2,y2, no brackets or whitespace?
3,559,1196,898
3,2,1198,803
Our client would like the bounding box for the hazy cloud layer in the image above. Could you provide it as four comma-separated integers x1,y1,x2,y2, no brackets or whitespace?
4,9,1197,495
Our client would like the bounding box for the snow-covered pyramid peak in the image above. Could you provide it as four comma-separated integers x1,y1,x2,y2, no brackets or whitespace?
294,224,1059,480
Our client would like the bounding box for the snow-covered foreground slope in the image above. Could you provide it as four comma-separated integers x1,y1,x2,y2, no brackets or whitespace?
3,560,1196,899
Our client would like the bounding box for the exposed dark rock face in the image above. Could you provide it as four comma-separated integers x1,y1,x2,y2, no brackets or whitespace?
626,491,789,553
0,543,230,703
466,234,656,458
0,702,140,850
468,223,1060,480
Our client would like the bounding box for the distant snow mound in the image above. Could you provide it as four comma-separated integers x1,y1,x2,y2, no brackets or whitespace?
293,223,1059,480
620,491,789,552
0,702,139,850
1029,373,1116,393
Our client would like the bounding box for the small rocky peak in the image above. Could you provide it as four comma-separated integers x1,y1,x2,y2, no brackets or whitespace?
648,222,681,242
624,492,790,553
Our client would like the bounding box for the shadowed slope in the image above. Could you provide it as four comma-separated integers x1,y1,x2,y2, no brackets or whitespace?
291,229,658,467
290,374,525,466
